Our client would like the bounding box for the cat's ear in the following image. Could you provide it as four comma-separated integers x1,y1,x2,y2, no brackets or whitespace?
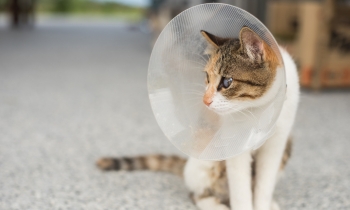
240,27,280,67
201,30,229,54
239,27,266,62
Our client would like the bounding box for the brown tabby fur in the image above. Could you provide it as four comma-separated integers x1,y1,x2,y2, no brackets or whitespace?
97,154,186,176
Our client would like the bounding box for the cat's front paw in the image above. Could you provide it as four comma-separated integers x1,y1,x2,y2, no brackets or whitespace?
196,197,230,210
271,200,280,210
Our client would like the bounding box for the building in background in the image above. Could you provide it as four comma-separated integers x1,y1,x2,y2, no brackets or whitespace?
149,0,350,89
268,0,350,89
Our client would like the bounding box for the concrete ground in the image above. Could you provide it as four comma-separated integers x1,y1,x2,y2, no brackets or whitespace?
0,19,349,210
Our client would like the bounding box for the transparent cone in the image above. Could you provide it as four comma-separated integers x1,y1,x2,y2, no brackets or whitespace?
148,3,286,160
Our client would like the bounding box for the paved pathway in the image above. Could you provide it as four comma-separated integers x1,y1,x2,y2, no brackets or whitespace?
0,19,349,210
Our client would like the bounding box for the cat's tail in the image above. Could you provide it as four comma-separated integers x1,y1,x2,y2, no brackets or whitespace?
96,155,187,176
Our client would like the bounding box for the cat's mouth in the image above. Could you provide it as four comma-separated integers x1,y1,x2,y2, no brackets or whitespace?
205,99,248,116
206,104,233,115
203,93,236,115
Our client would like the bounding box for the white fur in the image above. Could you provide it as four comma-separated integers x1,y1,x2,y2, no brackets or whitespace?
184,48,299,210
197,197,230,210
226,151,254,210
184,158,216,195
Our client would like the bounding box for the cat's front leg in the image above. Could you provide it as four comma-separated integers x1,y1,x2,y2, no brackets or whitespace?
226,151,253,210
253,131,289,210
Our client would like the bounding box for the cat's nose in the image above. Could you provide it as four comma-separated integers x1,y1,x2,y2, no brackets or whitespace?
203,98,213,107
203,86,214,107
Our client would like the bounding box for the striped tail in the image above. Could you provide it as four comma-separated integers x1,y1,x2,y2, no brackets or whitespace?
96,155,187,176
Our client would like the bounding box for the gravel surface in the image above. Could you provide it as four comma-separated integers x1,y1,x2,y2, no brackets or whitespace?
0,21,349,210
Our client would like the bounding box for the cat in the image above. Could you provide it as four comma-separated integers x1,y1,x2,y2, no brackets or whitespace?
97,26,299,210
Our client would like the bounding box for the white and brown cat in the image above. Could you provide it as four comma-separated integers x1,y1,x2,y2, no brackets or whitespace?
97,27,299,210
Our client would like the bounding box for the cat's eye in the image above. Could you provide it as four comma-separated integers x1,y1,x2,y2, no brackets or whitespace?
223,77,233,88
217,77,233,90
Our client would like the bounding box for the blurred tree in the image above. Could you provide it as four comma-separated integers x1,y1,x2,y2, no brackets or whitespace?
0,0,7,11
52,0,86,13
53,0,74,13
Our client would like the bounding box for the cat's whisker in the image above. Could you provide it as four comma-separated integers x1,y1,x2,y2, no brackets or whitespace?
241,108,258,121
188,53,208,64
183,94,203,99
196,52,210,61
227,105,257,121
228,101,255,117
203,52,210,59
186,88,205,93
184,96,202,100
194,53,211,61
185,93,204,98
240,110,257,121
229,109,253,121
186,91,204,95
186,65,206,70
190,52,210,64
185,97,202,100
190,83,206,88
184,90,203,94
196,45,210,54
187,60,207,68
187,58,206,64
184,98,202,104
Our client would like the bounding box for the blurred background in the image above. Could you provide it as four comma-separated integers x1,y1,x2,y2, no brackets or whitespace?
0,0,349,210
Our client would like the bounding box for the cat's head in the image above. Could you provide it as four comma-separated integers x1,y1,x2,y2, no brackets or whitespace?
201,27,280,115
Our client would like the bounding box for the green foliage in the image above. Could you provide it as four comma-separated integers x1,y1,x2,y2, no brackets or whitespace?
53,0,72,13
0,0,145,21
0,0,7,12
47,0,87,13
38,0,143,13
